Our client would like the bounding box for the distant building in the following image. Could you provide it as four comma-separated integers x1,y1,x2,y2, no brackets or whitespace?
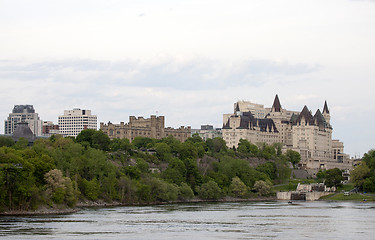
42,121,59,136
100,115,191,142
4,105,43,136
191,125,222,141
11,122,37,144
222,95,353,171
58,109,97,137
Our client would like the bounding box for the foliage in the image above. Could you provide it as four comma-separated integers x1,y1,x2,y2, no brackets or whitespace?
351,162,370,189
0,136,14,147
285,150,301,168
109,138,132,152
253,180,272,196
324,168,343,188
76,129,111,151
44,169,76,206
178,183,194,200
197,180,222,200
1,132,328,211
162,158,186,185
229,177,248,198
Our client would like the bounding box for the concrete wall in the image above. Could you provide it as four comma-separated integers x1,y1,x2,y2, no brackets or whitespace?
277,191,331,201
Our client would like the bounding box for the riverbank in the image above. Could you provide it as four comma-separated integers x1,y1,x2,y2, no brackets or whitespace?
0,205,79,216
319,192,375,201
0,196,277,216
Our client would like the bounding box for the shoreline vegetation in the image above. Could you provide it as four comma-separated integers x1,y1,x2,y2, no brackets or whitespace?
0,196,277,216
3,193,375,216
0,130,374,216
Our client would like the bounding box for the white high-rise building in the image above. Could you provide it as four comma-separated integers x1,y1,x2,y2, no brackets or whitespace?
4,105,43,136
58,108,97,137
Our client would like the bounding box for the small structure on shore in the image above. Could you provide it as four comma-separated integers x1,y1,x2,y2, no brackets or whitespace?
277,183,334,201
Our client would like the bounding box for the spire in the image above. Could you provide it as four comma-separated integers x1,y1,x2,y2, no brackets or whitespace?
272,94,281,112
323,101,330,114
235,102,240,112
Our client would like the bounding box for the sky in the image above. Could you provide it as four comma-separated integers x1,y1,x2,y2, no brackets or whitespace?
1,0,374,157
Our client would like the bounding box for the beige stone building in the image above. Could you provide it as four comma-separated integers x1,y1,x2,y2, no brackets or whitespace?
223,95,352,171
100,115,191,142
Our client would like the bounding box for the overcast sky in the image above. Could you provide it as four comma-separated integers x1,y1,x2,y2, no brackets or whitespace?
1,0,374,157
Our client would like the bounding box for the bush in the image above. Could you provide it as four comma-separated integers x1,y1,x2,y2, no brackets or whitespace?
197,180,222,200
229,177,248,198
178,183,194,200
253,180,272,196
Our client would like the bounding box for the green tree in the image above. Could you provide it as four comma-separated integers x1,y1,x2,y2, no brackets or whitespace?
178,182,194,200
162,158,186,185
44,169,67,204
351,162,370,189
259,143,276,160
207,138,227,153
132,137,154,149
155,142,172,161
92,130,111,151
197,180,222,200
237,139,251,153
229,177,248,198
316,169,327,180
81,178,101,201
325,168,343,188
256,162,277,180
253,180,272,196
184,158,202,190
76,129,110,151
0,136,14,147
76,129,96,146
110,138,132,152
13,137,29,150
178,142,198,160
286,150,301,168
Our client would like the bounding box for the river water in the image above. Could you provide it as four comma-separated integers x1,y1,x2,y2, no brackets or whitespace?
1,201,375,239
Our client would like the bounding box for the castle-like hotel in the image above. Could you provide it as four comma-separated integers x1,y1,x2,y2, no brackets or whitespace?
223,95,352,171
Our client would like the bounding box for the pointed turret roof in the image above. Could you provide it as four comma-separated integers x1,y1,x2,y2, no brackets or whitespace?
314,109,326,125
235,102,240,112
272,94,281,112
297,105,313,124
323,100,330,114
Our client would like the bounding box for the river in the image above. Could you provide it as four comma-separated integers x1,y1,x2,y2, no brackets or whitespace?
1,201,375,239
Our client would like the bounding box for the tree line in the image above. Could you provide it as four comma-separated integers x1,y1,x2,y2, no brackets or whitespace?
350,150,375,192
0,130,299,211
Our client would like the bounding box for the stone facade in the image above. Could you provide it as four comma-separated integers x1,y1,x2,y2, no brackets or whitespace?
100,115,191,142
223,95,352,171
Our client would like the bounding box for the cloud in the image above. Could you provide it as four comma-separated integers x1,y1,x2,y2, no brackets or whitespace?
0,58,319,91
0,57,372,157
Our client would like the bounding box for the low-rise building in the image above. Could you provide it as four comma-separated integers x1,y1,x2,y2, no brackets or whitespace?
42,121,59,137
191,125,222,141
